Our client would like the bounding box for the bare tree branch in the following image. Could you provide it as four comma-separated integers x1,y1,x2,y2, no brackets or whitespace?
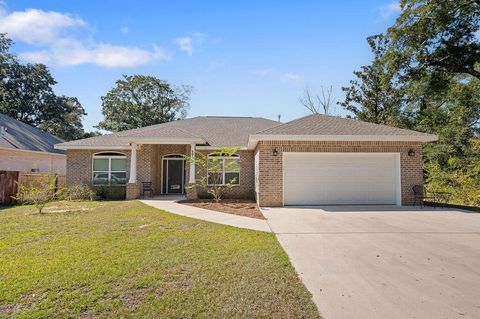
299,86,335,115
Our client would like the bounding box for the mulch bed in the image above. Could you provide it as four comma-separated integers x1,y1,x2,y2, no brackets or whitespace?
178,199,265,220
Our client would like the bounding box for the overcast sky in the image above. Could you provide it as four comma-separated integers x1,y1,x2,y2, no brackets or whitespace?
0,0,402,130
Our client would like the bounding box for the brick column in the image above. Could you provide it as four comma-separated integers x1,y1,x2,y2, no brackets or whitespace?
186,184,198,200
126,183,140,199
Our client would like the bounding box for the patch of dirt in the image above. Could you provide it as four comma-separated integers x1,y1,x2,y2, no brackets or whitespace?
45,208,91,213
178,199,265,220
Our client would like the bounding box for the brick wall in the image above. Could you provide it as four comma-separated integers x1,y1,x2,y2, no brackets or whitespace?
66,146,254,199
194,150,255,199
66,149,131,186
255,141,423,206
0,148,66,174
66,146,189,196
66,149,131,199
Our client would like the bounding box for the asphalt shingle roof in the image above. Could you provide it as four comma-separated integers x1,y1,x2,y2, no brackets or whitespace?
256,114,437,138
56,116,280,148
0,113,65,154
56,114,437,149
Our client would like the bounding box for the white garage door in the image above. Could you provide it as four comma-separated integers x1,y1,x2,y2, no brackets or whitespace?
283,153,401,205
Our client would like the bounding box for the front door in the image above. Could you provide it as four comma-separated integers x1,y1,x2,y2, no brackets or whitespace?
165,159,184,194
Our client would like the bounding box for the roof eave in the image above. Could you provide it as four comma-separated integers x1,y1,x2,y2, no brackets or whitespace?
55,137,207,150
55,145,131,150
247,134,439,149
123,137,206,144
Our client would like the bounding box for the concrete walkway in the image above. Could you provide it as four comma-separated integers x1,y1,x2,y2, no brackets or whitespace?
140,196,271,232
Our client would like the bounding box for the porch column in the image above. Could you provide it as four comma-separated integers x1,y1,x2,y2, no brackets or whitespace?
129,142,137,183
189,143,196,183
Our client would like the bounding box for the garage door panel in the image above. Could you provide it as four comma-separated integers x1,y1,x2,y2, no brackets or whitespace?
283,153,400,205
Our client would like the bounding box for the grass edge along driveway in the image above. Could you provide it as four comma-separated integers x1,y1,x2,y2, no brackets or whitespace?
0,200,320,319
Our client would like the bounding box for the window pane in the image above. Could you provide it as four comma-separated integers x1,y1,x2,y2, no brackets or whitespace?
208,158,223,172
93,172,109,185
208,172,223,185
225,172,240,185
225,158,240,172
111,158,126,171
93,158,109,171
111,172,127,185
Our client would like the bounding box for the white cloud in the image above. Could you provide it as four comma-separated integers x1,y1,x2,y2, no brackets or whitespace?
175,36,194,55
282,72,304,85
120,26,130,34
377,1,401,20
0,8,169,67
18,50,52,64
250,68,274,77
174,32,205,55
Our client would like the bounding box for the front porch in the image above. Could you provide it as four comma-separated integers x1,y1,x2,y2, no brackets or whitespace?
125,143,197,199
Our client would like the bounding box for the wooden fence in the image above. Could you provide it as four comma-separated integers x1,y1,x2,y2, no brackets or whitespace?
0,171,19,205
0,171,66,205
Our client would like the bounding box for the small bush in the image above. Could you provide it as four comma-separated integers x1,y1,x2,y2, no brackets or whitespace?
90,186,126,200
62,184,96,201
14,175,59,214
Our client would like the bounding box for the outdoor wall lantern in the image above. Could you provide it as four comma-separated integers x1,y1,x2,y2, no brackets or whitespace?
408,149,416,157
272,147,278,156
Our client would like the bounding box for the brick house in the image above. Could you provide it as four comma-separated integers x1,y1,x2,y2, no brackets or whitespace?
55,114,437,206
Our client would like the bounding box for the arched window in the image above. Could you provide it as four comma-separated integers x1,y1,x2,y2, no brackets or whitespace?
207,153,240,186
92,152,127,185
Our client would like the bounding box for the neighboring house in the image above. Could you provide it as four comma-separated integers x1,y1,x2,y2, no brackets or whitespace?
55,114,437,206
0,113,66,174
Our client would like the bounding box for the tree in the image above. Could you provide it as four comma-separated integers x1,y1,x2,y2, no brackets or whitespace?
38,96,88,141
96,75,191,132
0,33,87,141
299,86,335,115
339,35,403,125
14,175,60,214
339,1,480,206
185,147,240,203
387,0,480,81
81,130,103,138
417,77,479,157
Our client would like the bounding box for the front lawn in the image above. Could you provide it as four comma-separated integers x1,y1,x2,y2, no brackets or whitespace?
0,201,319,318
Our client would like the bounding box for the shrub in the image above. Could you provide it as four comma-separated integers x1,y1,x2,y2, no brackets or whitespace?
185,147,240,203
62,184,96,201
14,175,59,214
94,185,108,200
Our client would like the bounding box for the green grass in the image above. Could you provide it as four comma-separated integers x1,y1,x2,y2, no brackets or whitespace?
0,201,320,318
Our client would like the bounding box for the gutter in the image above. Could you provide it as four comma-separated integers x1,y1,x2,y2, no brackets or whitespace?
247,134,439,149
55,137,206,150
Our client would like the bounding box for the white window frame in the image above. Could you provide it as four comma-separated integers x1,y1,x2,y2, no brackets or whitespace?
207,155,240,186
92,153,127,186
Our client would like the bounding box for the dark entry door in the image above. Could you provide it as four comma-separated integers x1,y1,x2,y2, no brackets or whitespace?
166,160,184,194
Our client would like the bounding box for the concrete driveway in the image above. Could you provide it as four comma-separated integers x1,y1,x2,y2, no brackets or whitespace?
261,206,480,319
